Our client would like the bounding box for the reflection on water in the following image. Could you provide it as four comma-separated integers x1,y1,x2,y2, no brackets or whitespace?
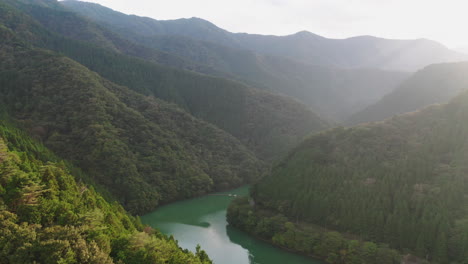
141,186,320,264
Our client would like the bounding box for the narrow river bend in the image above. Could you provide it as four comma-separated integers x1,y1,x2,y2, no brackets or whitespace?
141,186,321,264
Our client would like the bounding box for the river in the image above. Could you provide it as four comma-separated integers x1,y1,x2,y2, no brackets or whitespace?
141,186,321,264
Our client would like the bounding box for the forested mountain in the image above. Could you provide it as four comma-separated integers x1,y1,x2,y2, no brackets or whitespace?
62,0,467,72
0,120,211,263
61,0,409,121
0,34,267,215
347,62,468,125
5,0,234,78
229,89,468,263
1,0,327,161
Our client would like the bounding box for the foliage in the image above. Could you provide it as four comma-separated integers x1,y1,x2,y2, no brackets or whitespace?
0,122,211,263
227,197,401,264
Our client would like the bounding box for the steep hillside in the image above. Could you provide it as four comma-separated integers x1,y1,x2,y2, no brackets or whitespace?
0,0,327,161
347,62,468,125
0,120,211,263
61,0,409,121
63,0,467,72
0,30,266,214
229,90,468,263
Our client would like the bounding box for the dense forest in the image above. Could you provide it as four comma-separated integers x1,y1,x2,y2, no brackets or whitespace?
228,197,402,264
0,118,211,263
229,89,468,263
0,37,266,214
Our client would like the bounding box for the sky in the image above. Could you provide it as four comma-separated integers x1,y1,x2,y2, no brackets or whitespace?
80,0,468,49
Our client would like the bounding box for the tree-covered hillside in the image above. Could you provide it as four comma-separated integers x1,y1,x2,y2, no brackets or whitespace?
3,0,227,78
0,0,327,161
0,29,266,215
0,120,211,263
229,89,468,263
347,62,468,125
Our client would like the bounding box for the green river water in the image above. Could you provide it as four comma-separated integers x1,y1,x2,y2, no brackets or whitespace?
141,186,321,264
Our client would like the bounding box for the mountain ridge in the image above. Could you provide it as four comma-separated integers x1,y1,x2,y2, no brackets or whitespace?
62,0,467,72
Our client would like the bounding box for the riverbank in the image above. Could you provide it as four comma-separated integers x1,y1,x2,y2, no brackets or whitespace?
227,197,405,264
141,186,321,264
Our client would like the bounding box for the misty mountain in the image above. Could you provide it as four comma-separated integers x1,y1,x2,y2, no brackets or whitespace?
347,62,468,125
63,0,467,72
61,0,410,121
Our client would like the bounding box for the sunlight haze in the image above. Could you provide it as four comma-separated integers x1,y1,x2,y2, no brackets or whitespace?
77,0,468,48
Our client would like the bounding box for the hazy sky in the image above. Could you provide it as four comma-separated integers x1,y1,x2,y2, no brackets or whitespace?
81,0,468,49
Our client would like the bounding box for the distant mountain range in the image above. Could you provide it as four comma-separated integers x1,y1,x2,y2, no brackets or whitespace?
63,0,468,72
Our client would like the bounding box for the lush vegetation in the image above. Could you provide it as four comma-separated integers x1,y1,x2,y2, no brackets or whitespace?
347,62,468,125
1,0,327,161
228,197,402,264
0,37,265,214
228,90,468,263
6,1,468,264
0,120,212,263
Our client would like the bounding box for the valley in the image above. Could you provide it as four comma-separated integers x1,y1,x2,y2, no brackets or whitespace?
142,186,322,264
1,0,468,263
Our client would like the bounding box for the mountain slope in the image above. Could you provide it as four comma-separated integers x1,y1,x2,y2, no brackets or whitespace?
0,28,266,214
347,62,468,125
63,0,467,72
0,120,211,263
61,0,409,121
1,0,327,161
230,90,468,263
